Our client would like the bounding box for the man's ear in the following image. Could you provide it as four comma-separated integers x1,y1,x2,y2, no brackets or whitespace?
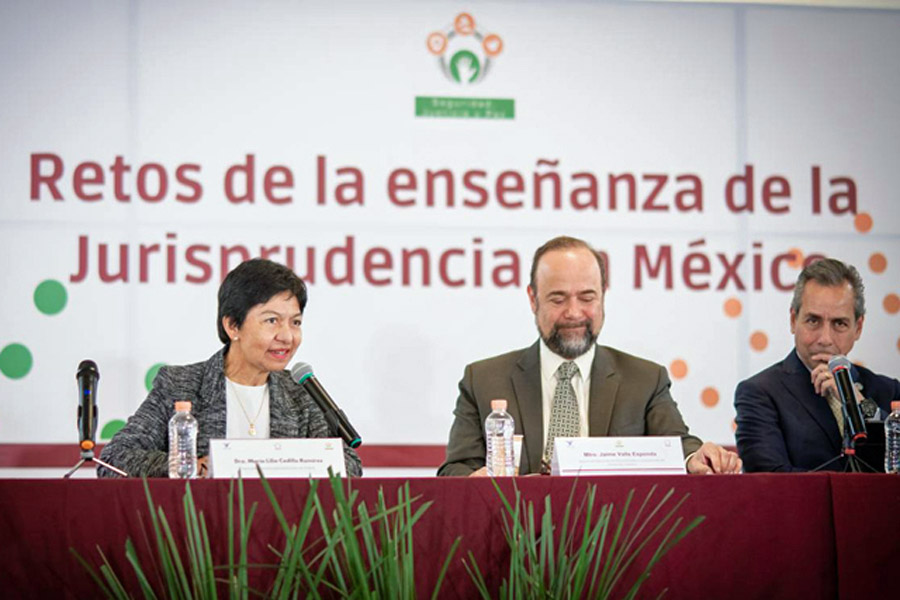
527,285,538,314
854,315,864,341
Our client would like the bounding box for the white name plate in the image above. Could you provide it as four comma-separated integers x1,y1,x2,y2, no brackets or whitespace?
551,436,686,476
209,438,345,479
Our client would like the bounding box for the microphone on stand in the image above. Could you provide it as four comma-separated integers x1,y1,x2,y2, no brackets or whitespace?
64,359,128,478
290,362,362,448
76,360,99,452
828,355,867,444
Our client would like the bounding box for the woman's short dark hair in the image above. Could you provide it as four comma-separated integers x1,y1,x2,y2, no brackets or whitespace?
217,259,308,345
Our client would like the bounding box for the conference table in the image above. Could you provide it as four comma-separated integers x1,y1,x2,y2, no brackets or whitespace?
1,473,897,599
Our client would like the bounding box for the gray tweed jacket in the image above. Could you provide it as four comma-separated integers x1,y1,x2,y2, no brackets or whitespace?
98,347,362,478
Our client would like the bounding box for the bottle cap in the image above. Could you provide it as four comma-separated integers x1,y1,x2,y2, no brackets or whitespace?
491,399,507,412
175,401,192,412
892,401,900,412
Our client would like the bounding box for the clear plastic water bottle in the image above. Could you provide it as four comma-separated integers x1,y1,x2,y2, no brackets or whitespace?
168,401,198,479
885,401,900,474
485,399,515,477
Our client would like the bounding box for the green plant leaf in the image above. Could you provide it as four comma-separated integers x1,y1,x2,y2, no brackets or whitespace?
76,471,459,599
468,481,704,599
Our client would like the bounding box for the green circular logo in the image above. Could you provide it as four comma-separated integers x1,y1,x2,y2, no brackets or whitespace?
34,279,68,315
145,362,166,391
0,343,33,379
450,50,481,83
101,419,126,440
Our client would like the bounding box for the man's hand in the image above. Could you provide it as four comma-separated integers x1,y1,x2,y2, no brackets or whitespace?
687,441,742,474
810,353,839,399
810,353,864,403
468,466,488,477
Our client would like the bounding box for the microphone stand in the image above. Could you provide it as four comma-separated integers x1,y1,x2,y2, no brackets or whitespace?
64,445,128,478
839,433,877,473
813,418,877,473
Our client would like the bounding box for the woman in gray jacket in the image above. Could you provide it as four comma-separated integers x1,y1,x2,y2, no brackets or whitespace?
99,258,362,478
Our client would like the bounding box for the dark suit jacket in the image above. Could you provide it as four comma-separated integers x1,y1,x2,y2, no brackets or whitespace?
98,347,362,477
437,342,702,476
734,349,899,472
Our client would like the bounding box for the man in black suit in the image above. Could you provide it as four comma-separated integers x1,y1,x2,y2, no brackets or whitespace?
735,258,900,472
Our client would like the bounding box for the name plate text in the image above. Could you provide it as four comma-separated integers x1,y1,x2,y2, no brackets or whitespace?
209,438,345,479
551,436,686,476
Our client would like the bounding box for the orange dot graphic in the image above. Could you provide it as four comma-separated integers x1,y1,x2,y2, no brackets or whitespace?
750,331,768,352
724,297,742,318
897,337,900,353
884,293,900,315
454,12,475,35
731,419,738,433
869,252,887,274
670,359,688,379
854,212,873,233
786,248,804,268
483,33,503,57
701,387,720,407
426,32,447,55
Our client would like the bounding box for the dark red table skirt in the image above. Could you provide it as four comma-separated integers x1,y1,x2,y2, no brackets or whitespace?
1,473,897,599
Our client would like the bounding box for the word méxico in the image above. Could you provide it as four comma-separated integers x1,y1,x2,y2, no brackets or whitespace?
69,233,809,292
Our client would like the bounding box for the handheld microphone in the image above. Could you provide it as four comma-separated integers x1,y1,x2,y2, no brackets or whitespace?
76,360,100,451
290,362,362,448
828,355,867,443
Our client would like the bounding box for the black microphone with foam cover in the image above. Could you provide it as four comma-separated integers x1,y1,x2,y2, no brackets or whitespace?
828,355,867,443
291,362,362,448
76,359,100,451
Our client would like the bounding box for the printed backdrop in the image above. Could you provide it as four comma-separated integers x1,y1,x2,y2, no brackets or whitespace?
1,1,898,458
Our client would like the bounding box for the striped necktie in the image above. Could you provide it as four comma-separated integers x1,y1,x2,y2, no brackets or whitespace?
544,361,581,463
827,392,845,438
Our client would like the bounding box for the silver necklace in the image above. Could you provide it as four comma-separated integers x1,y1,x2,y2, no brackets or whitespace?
226,378,269,436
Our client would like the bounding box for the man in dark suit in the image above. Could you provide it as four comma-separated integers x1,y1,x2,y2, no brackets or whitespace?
735,258,900,472
438,236,741,476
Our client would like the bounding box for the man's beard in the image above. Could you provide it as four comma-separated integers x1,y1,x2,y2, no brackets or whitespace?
542,321,596,359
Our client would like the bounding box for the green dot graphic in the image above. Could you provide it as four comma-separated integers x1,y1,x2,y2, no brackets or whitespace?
101,419,126,440
145,362,166,391
34,279,68,315
0,343,33,379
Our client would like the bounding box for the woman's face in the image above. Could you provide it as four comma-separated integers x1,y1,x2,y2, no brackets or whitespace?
224,291,303,383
